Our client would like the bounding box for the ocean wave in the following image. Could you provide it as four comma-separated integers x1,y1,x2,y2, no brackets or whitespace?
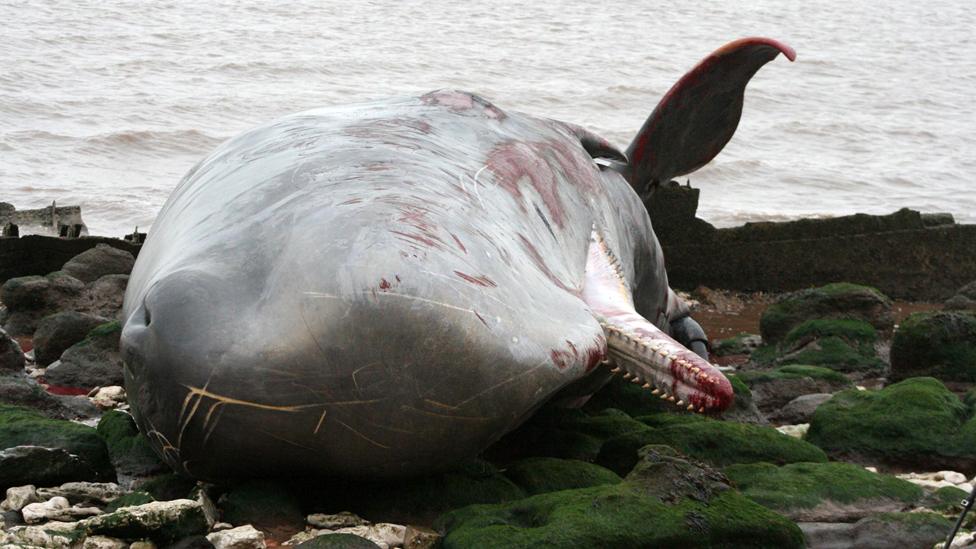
77,129,226,154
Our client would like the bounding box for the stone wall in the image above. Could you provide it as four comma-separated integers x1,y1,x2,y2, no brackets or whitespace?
0,202,87,237
0,235,141,284
647,184,976,301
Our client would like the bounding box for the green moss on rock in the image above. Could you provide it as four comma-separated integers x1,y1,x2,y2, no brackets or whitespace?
596,414,826,475
806,377,976,469
890,311,976,382
503,457,621,495
724,462,922,517
738,365,849,386
753,319,885,372
96,410,167,477
0,403,114,482
436,445,804,548
713,333,761,356
760,283,893,344
105,491,155,512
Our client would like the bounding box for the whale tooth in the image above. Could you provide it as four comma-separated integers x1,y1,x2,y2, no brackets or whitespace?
676,400,684,406
651,388,660,395
668,396,675,402
687,404,695,411
692,367,701,373
698,407,706,413
659,393,668,400
642,383,651,389
622,373,632,380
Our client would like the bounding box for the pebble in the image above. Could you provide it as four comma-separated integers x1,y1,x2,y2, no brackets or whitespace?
775,423,809,438
89,386,127,409
83,535,129,549
307,511,368,529
22,496,102,524
207,524,266,549
1,486,39,512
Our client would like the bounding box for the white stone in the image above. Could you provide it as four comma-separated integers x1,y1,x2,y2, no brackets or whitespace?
83,535,129,549
332,523,407,549
856,385,867,391
864,466,878,473
939,471,968,484
22,496,69,524
89,386,127,409
307,511,368,529
207,525,266,549
958,483,974,494
775,423,809,438
902,478,956,490
947,530,976,548
2,485,39,512
212,522,234,531
1,520,82,548
23,496,102,524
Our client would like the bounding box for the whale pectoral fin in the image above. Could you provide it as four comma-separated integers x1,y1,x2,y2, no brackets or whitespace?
625,37,796,196
582,230,733,413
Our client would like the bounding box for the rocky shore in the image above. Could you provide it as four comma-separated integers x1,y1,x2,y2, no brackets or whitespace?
2,233,976,547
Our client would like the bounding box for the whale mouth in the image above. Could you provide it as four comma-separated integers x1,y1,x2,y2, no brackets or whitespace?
582,229,734,413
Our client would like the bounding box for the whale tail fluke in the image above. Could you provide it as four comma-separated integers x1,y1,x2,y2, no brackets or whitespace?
624,37,796,197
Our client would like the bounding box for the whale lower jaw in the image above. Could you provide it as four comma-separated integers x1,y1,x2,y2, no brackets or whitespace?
581,230,734,413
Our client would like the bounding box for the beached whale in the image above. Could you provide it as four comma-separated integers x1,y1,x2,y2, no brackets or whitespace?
120,37,795,480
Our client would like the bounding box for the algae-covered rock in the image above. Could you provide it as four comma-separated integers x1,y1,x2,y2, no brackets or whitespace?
32,311,107,367
219,480,304,531
62,244,136,284
596,414,827,476
84,499,209,544
105,492,155,513
436,445,804,548
502,457,621,495
752,319,885,373
737,365,853,412
712,333,762,357
0,328,25,372
722,374,767,425
47,320,125,389
806,377,976,470
759,283,893,345
0,404,114,487
96,410,167,477
890,311,976,382
724,462,922,521
0,445,104,491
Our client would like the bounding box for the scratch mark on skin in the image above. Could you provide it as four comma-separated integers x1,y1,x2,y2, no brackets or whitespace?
258,429,318,451
423,398,460,410
453,361,547,407
203,405,225,446
334,418,391,449
306,290,477,315
314,409,328,434
182,384,323,412
402,405,495,423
